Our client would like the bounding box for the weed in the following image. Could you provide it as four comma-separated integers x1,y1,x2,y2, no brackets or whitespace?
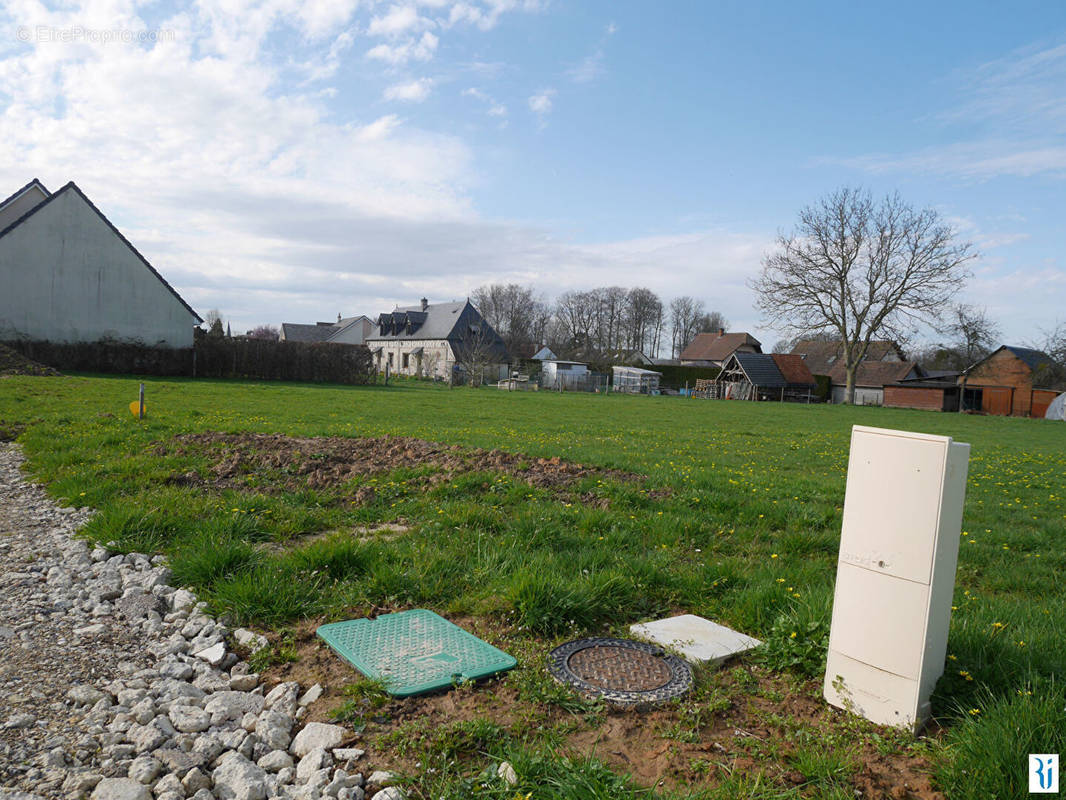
330,677,391,727
752,597,831,678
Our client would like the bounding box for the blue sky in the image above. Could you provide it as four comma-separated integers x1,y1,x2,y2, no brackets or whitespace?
1,0,1064,350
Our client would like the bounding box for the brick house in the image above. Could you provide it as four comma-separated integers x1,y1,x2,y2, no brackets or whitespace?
790,340,914,405
960,345,1062,417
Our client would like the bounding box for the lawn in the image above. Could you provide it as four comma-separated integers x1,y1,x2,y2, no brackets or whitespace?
1,374,1064,799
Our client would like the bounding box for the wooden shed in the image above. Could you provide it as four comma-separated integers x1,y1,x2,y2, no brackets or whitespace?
707,353,813,402
962,345,1062,417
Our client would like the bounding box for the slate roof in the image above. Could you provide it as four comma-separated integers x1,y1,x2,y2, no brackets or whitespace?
731,353,786,387
280,315,373,344
790,340,904,375
280,323,335,343
770,354,816,386
371,300,468,341
0,180,202,323
829,359,920,388
999,345,1057,371
680,332,762,362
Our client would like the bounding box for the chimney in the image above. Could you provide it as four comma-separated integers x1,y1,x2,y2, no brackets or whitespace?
420,297,428,311
337,312,341,323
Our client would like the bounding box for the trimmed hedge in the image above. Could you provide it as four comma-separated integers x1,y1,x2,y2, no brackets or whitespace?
650,364,721,390
3,337,375,385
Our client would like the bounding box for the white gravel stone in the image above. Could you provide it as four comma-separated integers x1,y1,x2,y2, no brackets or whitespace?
181,766,212,794
290,722,348,758
212,752,268,800
233,628,269,653
193,641,226,666
332,748,365,762
368,771,397,787
126,754,161,784
89,777,152,800
295,747,332,783
257,749,294,772
497,761,518,785
0,444,405,800
168,705,210,733
297,684,323,707
373,787,404,800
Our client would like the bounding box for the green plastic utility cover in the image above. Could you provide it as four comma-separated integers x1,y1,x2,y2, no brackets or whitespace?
316,609,517,697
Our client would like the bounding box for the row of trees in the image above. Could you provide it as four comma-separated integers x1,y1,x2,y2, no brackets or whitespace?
471,284,728,362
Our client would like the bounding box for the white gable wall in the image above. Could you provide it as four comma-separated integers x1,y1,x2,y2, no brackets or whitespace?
330,317,374,345
0,189,198,347
0,183,50,231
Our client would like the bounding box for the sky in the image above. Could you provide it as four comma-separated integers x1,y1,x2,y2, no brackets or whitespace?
1,0,1064,352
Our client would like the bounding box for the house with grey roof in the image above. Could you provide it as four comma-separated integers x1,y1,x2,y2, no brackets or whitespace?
0,179,201,347
365,298,509,381
280,315,374,345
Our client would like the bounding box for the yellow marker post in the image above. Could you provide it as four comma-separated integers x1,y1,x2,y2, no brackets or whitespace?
129,383,146,418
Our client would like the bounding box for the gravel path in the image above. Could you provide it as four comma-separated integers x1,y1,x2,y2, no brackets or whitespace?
0,443,397,800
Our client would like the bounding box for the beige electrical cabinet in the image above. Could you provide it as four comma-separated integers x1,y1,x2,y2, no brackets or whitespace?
823,425,970,732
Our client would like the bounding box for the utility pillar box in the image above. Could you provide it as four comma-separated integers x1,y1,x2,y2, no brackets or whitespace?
823,425,970,733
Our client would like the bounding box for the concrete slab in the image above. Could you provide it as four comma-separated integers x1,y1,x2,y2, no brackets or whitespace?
629,614,761,666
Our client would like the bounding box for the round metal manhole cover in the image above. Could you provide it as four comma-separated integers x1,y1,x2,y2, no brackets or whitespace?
548,637,693,706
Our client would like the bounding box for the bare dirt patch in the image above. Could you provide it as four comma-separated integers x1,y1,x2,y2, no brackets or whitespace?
259,618,943,799
165,432,659,499
0,343,60,377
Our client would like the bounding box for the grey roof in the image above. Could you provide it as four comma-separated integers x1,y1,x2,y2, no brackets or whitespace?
0,181,202,323
367,299,509,361
369,300,468,341
1001,345,1056,371
732,353,786,387
281,323,335,343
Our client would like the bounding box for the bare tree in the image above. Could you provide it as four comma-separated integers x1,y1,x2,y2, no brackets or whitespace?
624,287,663,356
752,187,975,403
555,290,598,354
247,324,280,341
1028,320,1066,389
669,296,706,358
696,310,729,334
203,308,225,338
452,321,505,387
948,304,1001,369
471,283,548,358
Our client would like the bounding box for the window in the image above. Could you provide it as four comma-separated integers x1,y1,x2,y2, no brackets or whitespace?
402,353,409,369
387,353,393,367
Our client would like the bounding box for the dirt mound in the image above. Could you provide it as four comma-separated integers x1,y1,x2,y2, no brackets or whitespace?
168,432,651,495
0,344,60,376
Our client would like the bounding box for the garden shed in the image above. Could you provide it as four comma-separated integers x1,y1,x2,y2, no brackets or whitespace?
711,353,786,401
703,353,815,402
612,366,662,394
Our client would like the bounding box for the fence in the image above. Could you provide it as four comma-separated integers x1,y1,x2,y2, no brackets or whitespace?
4,337,376,385
538,372,610,393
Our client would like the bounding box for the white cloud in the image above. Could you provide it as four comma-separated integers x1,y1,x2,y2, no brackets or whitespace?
366,31,438,64
528,88,555,115
384,77,433,101
368,5,429,37
463,86,506,118
446,0,541,31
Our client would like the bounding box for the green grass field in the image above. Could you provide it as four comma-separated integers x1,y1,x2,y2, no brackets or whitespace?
2,374,1064,798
